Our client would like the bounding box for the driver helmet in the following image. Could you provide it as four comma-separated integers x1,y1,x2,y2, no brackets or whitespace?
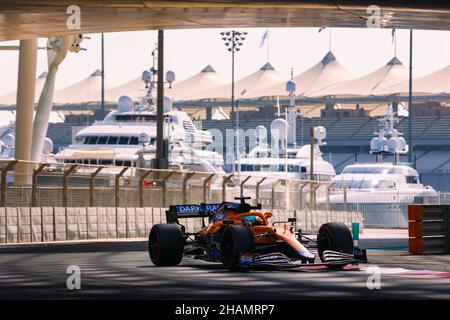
242,215,257,224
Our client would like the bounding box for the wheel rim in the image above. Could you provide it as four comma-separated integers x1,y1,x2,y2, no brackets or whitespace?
222,231,236,267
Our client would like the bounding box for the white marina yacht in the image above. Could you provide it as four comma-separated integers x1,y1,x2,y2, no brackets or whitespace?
325,106,437,227
55,72,225,175
0,132,55,163
236,104,336,183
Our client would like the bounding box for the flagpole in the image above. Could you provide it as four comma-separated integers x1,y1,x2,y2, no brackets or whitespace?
395,31,397,57
408,29,413,164
329,28,332,51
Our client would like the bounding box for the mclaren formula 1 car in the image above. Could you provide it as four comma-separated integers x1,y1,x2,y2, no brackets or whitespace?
148,197,367,270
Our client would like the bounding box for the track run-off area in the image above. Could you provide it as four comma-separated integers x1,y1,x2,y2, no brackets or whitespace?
0,231,449,299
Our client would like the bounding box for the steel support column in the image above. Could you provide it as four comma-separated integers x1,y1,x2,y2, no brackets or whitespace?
155,29,168,169
31,36,71,162
14,39,37,185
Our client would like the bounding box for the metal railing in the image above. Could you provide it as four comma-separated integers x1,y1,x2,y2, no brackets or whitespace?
0,159,329,210
2,159,448,237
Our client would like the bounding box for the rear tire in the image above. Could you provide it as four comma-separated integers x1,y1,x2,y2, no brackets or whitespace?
221,225,255,270
317,222,354,268
148,224,185,266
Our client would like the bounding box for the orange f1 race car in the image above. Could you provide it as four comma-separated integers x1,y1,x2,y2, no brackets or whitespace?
148,197,367,270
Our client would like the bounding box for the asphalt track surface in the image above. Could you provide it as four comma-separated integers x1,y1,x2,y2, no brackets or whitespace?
0,239,449,299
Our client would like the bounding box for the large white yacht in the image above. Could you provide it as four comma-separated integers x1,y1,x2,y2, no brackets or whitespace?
55,71,225,174
0,131,55,163
324,106,437,227
236,105,336,182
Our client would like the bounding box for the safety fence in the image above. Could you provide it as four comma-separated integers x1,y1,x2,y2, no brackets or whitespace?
0,159,328,210
0,206,363,244
1,159,448,232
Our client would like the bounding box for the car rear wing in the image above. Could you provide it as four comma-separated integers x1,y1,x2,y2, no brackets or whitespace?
166,203,223,224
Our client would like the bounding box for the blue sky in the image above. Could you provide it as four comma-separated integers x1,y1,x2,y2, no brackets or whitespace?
1,27,450,95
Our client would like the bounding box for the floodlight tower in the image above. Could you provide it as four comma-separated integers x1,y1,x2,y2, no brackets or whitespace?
220,30,247,173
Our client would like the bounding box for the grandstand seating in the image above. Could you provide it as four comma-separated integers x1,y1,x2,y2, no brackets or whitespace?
46,123,81,151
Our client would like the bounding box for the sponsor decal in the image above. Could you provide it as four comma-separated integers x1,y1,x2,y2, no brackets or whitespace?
175,204,221,214
239,253,253,266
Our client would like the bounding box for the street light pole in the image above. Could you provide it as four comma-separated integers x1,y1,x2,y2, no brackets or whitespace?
156,29,168,169
231,36,235,119
408,29,413,164
100,33,105,120
220,30,247,174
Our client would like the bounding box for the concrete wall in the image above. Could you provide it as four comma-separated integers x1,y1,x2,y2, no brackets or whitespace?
0,206,362,244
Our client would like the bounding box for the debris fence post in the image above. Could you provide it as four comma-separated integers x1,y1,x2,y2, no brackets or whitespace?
89,166,103,207
255,177,266,206
1,160,17,207
202,174,215,204
222,174,234,202
182,172,195,204
31,163,47,207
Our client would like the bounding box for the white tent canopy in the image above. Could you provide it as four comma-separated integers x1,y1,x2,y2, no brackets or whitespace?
167,65,227,101
189,62,286,100
54,69,110,104
0,72,48,106
383,64,450,95
318,57,409,97
105,75,145,103
250,51,353,98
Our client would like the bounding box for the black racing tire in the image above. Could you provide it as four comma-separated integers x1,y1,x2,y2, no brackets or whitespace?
148,224,185,266
317,222,354,268
221,225,256,271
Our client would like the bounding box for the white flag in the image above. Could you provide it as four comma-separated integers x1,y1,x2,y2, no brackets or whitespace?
260,29,269,48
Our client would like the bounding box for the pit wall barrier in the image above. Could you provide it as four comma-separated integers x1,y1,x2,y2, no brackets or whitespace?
0,207,362,244
408,205,450,254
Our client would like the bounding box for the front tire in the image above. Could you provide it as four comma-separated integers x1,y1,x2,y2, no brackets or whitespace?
148,224,185,266
317,222,354,268
221,225,255,270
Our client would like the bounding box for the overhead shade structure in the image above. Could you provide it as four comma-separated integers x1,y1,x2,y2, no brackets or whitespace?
0,71,48,105
250,51,353,98
54,69,110,104
167,65,227,101
383,64,450,95
190,62,286,100
319,57,409,97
